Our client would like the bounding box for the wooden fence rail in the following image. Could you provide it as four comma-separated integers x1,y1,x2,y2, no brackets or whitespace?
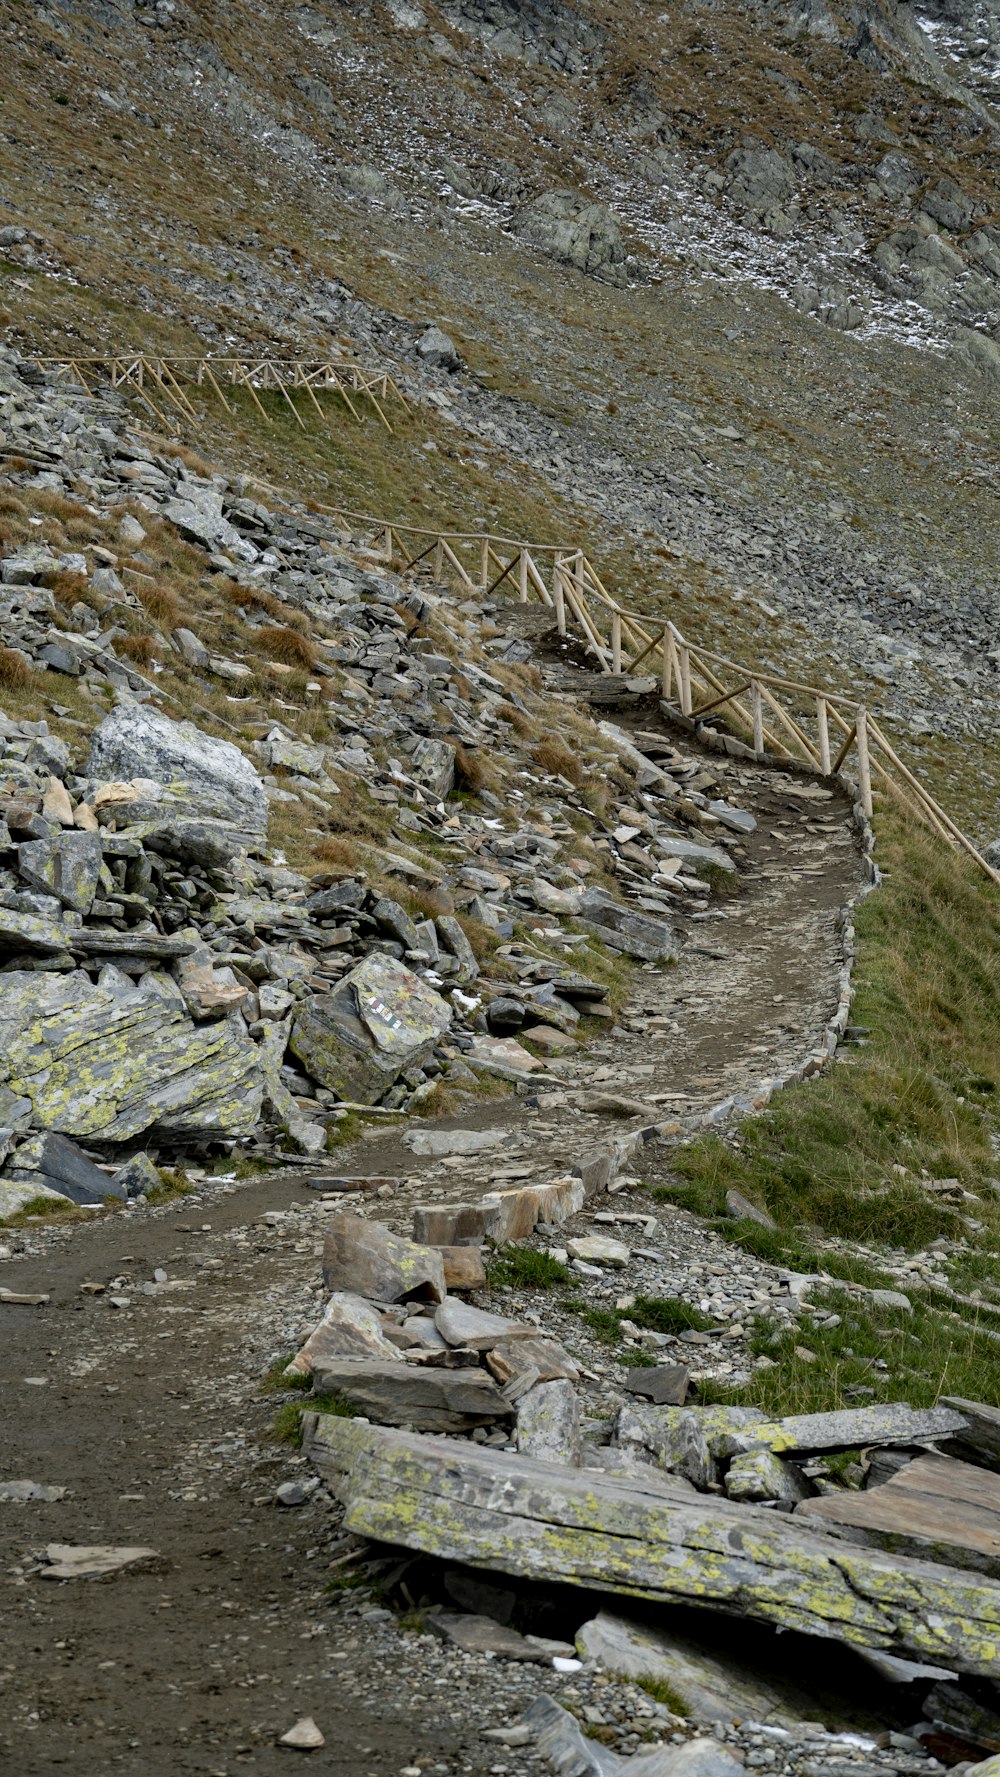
310,500,1000,887
31,355,411,434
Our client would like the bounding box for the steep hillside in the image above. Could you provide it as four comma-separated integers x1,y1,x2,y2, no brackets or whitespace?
3,0,1000,832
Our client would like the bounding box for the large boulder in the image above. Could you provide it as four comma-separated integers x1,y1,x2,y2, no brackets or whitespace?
87,705,268,843
513,189,627,284
0,970,262,1144
723,145,797,214
289,951,451,1105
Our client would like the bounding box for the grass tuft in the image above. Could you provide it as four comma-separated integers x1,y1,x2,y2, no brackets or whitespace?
488,1246,570,1289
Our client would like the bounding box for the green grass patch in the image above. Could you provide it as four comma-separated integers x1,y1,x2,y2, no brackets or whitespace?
635,1676,690,1716
272,1392,358,1445
703,1285,1000,1415
488,1246,570,1289
261,1358,313,1394
630,1295,715,1335
0,1192,78,1226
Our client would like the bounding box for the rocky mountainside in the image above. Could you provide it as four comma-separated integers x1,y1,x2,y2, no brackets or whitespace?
4,0,1000,830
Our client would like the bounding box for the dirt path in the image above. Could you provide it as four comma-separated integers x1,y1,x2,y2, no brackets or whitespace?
0,707,863,1777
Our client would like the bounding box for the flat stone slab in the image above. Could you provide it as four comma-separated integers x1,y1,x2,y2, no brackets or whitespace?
622,1401,969,1462
308,1417,1000,1676
426,1612,552,1663
434,1299,534,1351
567,1235,630,1267
310,1360,512,1432
39,1544,158,1579
288,1291,400,1375
798,1452,1000,1577
623,1364,690,1407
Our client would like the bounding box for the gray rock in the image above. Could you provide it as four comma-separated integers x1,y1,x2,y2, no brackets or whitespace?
516,1378,582,1465
87,704,269,839
109,1152,162,1198
172,627,209,669
435,1298,533,1350
311,1358,511,1431
416,326,462,370
408,735,455,798
290,1291,401,1374
405,1126,506,1158
724,145,797,214
4,1131,126,1206
576,1612,805,1726
578,890,677,963
322,1210,446,1304
725,1189,776,1230
623,1364,689,1407
724,1447,811,1506
522,1694,745,1775
18,831,103,914
427,1613,551,1661
435,913,479,983
514,189,627,285
289,952,451,1105
3,974,262,1143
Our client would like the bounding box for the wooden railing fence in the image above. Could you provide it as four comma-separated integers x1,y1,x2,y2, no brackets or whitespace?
32,355,411,435
315,502,1000,886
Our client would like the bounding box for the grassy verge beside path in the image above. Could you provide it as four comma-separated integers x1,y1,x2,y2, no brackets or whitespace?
661,815,1000,1411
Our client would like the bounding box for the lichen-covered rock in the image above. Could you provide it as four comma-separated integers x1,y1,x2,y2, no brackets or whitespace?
17,830,103,913
289,951,451,1104
87,704,268,839
1,973,262,1142
516,1378,582,1465
322,1210,446,1304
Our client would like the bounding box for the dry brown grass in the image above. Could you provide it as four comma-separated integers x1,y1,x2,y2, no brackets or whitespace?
258,625,317,669
117,633,158,668
310,835,361,870
136,582,181,629
531,739,585,786
0,649,32,689
451,742,486,793
224,580,286,620
496,700,539,740
49,568,89,607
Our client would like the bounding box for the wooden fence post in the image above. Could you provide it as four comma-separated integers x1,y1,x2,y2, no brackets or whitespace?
518,548,528,604
678,645,692,717
611,611,622,675
553,556,567,637
816,697,832,775
480,536,490,593
751,681,764,757
433,538,444,581
856,706,873,819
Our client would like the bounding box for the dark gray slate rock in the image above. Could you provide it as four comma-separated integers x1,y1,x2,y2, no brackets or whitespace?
311,1358,512,1430
5,1131,125,1205
578,890,677,962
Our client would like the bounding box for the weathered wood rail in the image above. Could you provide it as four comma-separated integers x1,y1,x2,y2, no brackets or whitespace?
312,501,999,886
32,355,411,434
